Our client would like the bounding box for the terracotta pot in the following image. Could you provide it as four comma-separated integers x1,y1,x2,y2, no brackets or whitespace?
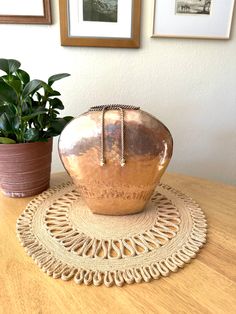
58,105,173,215
0,139,52,197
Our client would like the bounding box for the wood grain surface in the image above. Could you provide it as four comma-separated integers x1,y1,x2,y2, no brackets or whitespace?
0,172,235,314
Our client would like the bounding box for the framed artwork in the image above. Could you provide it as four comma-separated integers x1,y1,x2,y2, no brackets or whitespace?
0,0,52,24
59,0,141,48
152,0,235,39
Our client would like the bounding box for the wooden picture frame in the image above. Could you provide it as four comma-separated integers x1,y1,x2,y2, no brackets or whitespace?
0,0,52,24
59,0,141,48
152,0,235,39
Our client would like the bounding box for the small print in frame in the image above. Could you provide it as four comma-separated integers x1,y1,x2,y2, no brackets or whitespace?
83,0,118,23
59,0,141,48
175,0,212,15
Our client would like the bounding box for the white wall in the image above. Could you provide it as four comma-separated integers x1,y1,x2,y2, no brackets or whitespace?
0,0,235,185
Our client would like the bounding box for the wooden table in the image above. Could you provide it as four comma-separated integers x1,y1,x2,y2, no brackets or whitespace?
0,172,235,314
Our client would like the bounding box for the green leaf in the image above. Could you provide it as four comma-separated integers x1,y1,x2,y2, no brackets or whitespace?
0,81,18,105
63,116,73,123
12,116,20,130
53,110,60,115
24,128,39,142
37,138,49,142
22,79,42,99
0,58,21,75
0,104,17,116
48,90,61,97
2,75,22,94
49,98,64,110
0,105,5,113
16,69,30,85
34,106,48,113
50,118,70,134
37,113,48,129
31,99,40,107
44,128,60,138
0,104,17,117
48,73,70,86
22,102,30,114
48,117,73,136
22,110,47,122
41,81,54,94
36,92,42,102
0,112,13,132
0,136,16,144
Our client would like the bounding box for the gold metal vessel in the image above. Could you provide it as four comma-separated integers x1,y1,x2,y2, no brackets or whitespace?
58,105,173,215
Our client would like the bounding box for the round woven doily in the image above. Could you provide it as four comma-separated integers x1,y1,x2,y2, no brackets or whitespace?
16,182,207,287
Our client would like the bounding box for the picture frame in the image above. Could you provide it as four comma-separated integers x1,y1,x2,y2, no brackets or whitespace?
59,0,141,48
0,0,52,24
152,0,235,39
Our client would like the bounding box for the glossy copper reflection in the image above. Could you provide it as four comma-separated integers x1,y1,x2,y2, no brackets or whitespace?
58,109,173,215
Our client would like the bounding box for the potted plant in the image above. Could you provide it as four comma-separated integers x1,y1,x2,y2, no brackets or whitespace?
0,58,73,197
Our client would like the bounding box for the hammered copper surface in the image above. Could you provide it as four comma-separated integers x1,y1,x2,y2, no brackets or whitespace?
58,109,173,215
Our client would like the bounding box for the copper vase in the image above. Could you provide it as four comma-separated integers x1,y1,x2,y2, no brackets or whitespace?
58,105,173,215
